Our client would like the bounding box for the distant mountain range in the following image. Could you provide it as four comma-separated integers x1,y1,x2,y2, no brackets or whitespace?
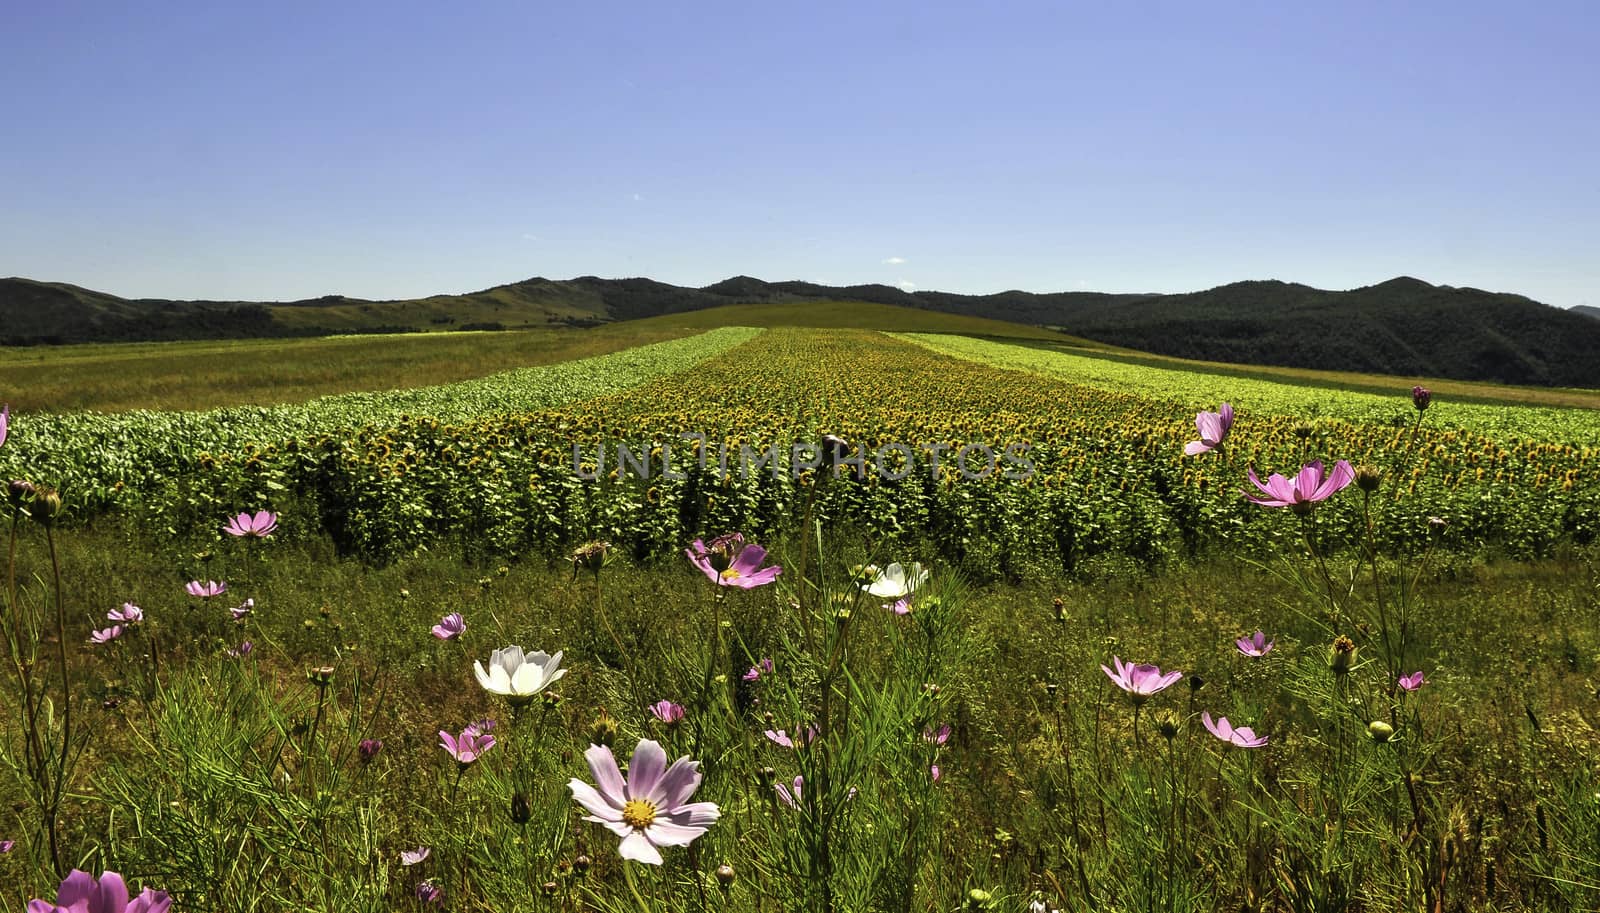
5,273,1600,388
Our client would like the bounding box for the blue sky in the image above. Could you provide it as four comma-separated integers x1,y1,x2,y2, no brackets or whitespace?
2,1,1596,308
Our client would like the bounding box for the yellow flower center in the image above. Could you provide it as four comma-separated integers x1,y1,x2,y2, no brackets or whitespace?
622,798,658,829
719,568,742,581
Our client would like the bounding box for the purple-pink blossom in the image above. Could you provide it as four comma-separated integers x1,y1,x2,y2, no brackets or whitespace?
923,723,951,745
223,509,278,538
108,603,142,625
185,580,227,599
1235,631,1274,657
430,612,466,640
401,846,430,866
1101,656,1183,704
358,738,383,763
1398,671,1427,692
742,658,774,682
89,625,124,645
26,869,171,913
1245,460,1355,510
765,726,819,749
230,598,254,623
439,725,495,767
1184,403,1234,456
0,404,8,449
1202,711,1269,749
227,640,254,658
415,882,443,903
568,738,720,865
649,700,686,725
686,534,783,588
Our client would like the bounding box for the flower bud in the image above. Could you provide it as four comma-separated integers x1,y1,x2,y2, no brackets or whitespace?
1355,464,1382,493
1329,636,1357,675
587,710,618,747
358,738,383,763
1367,720,1396,743
1052,597,1066,623
756,766,777,789
6,479,34,511
1412,385,1431,412
307,665,335,689
1188,674,1206,693
570,540,610,577
31,486,62,524
715,863,736,887
510,791,532,824
966,888,995,911
541,881,558,896
1292,421,1316,441
573,854,591,875
1155,710,1180,741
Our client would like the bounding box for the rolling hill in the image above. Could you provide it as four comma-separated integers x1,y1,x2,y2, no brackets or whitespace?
5,273,1599,387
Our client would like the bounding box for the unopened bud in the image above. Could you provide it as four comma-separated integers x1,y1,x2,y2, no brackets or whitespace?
1330,636,1357,675
6,479,34,511
588,710,618,747
1367,720,1396,743
31,486,62,523
1156,710,1180,741
1355,464,1382,492
1412,386,1431,412
715,863,736,887
573,854,591,875
541,881,558,896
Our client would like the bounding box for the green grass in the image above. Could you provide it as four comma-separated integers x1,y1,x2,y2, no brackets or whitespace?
0,324,698,413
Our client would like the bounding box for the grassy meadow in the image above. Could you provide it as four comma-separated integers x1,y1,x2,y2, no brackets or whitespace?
2,317,1600,911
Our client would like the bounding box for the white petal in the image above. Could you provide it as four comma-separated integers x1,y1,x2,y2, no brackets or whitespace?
569,780,623,819
617,830,663,865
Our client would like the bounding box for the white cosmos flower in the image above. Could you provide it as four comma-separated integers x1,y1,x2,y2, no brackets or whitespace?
862,562,929,599
474,646,567,704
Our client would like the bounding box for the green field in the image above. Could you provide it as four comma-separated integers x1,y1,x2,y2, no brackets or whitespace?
2,322,1599,911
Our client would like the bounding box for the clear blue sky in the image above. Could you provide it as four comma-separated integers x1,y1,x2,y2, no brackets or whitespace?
3,1,1596,308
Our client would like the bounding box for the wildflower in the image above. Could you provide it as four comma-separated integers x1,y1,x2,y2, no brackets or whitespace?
775,775,805,807
0,404,6,448
568,738,720,865
1245,460,1355,512
1398,671,1427,692
649,700,686,725
0,839,13,852
107,603,143,625
1201,711,1269,748
358,738,383,763
1235,630,1274,657
89,625,124,644
1412,386,1431,411
863,562,929,599
931,764,942,783
474,646,566,705
742,658,774,682
463,718,497,739
223,509,278,538
186,580,227,598
415,881,443,903
400,847,430,866
686,534,783,588
1101,656,1183,704
439,725,496,767
26,869,172,913
430,612,466,640
923,723,951,745
230,598,254,623
764,726,818,749
1184,402,1234,455
227,640,254,658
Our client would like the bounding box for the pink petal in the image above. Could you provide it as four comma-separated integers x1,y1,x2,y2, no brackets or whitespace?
650,757,703,809
617,830,664,865
626,740,668,802
1184,439,1213,456
1311,460,1355,501
570,780,624,820
644,820,708,847
664,800,721,829
585,744,626,806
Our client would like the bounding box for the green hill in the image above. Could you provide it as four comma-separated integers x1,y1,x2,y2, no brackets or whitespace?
5,273,1598,387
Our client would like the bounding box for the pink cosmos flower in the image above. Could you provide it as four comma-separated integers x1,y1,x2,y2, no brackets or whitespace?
227,640,254,658
686,534,783,588
649,700,686,725
1184,403,1234,456
1202,711,1268,749
1101,656,1183,704
430,612,466,640
89,625,124,644
884,598,912,615
764,726,819,749
230,598,254,623
1,838,14,852
923,723,951,745
415,882,443,903
26,869,171,913
439,725,495,767
401,847,430,866
358,738,383,763
568,738,720,865
931,764,942,783
1398,671,1427,692
775,775,857,809
742,658,774,682
186,580,227,598
1235,631,1274,657
0,404,7,449
463,718,497,739
1244,460,1355,510
108,603,143,625
223,510,278,538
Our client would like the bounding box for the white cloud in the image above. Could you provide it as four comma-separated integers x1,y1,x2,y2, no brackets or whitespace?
897,280,916,292
632,193,643,202
521,233,540,242
882,256,907,265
